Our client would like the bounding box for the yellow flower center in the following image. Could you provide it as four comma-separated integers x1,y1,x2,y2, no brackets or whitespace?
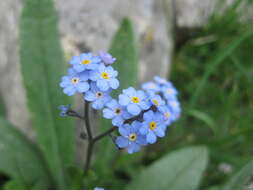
164,112,171,119
153,99,159,106
128,133,137,141
167,89,173,94
82,59,91,65
149,121,157,130
71,77,79,84
96,92,103,98
131,96,140,103
170,101,177,107
101,72,109,79
115,108,121,114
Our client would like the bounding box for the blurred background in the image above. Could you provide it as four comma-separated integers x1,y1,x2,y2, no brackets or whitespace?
0,0,253,189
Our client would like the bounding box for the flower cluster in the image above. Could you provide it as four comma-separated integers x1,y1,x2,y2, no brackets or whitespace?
102,76,181,154
59,52,181,154
60,52,118,110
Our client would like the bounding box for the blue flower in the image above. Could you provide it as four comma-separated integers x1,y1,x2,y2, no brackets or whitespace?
89,64,119,91
103,99,132,127
118,87,151,115
167,98,181,120
58,104,70,117
149,94,165,108
99,51,116,65
142,81,160,92
154,76,171,86
116,121,147,154
94,188,104,190
84,83,112,110
70,53,101,72
161,85,178,100
139,110,166,144
158,106,174,126
60,68,89,96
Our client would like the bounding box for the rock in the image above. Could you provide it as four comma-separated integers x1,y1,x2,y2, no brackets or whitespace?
0,0,32,136
56,0,172,83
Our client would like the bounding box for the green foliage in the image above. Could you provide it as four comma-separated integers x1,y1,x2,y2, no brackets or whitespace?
109,18,138,95
170,0,253,188
0,117,50,188
3,180,27,190
223,160,253,190
94,18,138,182
19,0,74,189
125,146,209,190
0,95,6,117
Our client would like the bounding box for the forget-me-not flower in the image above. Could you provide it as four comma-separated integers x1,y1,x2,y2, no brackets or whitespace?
103,99,132,126
58,104,71,117
70,53,101,72
149,94,165,108
161,85,177,100
142,81,160,92
60,68,89,96
94,188,104,190
84,83,112,110
118,87,151,115
89,64,119,91
116,121,147,154
99,51,116,65
139,110,166,144
158,106,174,126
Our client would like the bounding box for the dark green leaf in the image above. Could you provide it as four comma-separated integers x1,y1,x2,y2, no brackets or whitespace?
125,146,209,190
3,180,27,190
94,18,138,177
223,160,253,190
0,117,50,188
109,17,138,95
19,0,74,189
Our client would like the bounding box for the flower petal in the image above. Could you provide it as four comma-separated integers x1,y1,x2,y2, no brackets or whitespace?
146,131,157,144
127,104,141,115
116,136,129,148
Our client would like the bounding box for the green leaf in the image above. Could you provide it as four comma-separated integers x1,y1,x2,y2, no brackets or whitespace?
223,160,253,190
187,109,217,135
94,18,138,176
0,117,50,188
19,0,74,189
0,95,6,117
190,27,253,107
109,17,138,95
125,146,209,190
3,180,27,190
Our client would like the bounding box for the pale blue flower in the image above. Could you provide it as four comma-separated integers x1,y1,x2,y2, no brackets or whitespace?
139,110,166,144
116,121,147,154
103,99,132,127
161,85,178,100
60,68,89,96
84,83,112,110
89,64,119,91
149,94,165,108
70,53,101,72
58,104,70,117
118,87,151,115
167,98,181,120
154,76,172,86
142,81,160,92
99,51,116,65
158,106,174,126
94,188,104,190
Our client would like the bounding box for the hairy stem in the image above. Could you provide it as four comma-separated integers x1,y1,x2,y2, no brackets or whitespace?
93,127,117,142
84,102,93,173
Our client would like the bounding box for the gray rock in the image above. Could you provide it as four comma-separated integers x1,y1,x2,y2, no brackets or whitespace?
0,0,32,136
57,0,172,83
